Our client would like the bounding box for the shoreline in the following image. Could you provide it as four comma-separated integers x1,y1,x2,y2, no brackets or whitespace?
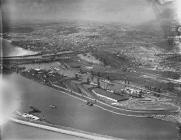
10,118,123,140
7,73,180,140
20,73,179,117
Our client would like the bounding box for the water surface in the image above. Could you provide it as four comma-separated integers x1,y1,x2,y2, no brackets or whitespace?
11,74,178,140
1,38,37,57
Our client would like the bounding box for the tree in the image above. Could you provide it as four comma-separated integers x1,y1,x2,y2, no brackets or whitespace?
167,82,174,91
75,74,79,80
97,78,100,88
87,78,90,84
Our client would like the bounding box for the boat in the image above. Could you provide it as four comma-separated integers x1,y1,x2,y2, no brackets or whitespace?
49,104,57,109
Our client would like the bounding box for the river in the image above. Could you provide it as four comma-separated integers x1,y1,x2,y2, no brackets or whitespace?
8,74,179,140
1,38,37,57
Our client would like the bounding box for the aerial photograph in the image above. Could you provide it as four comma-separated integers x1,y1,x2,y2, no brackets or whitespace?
1,0,181,140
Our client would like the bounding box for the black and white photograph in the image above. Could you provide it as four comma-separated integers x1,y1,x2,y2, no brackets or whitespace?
0,0,181,139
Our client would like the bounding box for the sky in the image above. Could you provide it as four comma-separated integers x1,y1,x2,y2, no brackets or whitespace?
1,0,158,25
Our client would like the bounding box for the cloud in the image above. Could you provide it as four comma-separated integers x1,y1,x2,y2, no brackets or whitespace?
79,0,155,24
2,0,156,24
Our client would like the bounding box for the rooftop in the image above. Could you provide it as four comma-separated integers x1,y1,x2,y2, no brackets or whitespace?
93,88,129,101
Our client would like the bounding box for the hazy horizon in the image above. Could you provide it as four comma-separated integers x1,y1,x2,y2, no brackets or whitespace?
2,0,157,25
